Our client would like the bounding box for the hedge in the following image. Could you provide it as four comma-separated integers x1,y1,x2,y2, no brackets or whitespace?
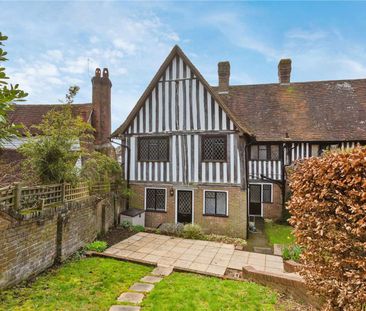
287,146,366,311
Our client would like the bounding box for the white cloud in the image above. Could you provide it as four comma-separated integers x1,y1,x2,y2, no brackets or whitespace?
286,29,327,41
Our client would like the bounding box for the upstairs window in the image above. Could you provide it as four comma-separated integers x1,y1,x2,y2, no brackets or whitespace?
250,144,280,161
202,135,227,162
138,137,169,162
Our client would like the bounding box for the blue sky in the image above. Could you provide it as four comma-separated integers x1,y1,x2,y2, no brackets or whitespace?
2,1,366,130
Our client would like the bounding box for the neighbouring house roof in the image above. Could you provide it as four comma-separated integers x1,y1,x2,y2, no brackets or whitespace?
7,103,93,135
212,79,366,142
111,45,253,138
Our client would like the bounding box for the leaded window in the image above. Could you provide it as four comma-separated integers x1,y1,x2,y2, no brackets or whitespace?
250,144,280,161
138,137,169,162
202,135,227,162
145,188,166,211
204,191,227,216
262,184,272,203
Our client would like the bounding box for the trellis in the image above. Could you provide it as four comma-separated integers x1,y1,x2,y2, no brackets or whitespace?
0,181,114,212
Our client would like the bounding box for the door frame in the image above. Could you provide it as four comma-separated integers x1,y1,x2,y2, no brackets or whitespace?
248,182,274,217
175,189,194,224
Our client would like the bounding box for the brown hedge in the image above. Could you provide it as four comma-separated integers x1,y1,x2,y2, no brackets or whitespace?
287,146,366,311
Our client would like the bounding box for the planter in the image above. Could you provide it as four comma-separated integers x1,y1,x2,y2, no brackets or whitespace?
283,259,303,273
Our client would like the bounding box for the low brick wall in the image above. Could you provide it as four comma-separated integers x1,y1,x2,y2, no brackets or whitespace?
0,193,125,289
242,266,321,307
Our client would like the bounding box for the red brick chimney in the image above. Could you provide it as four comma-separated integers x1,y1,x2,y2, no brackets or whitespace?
91,68,114,155
278,59,292,84
218,61,230,93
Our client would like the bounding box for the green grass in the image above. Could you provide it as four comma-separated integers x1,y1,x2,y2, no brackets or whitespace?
142,272,279,311
0,257,152,311
264,222,295,245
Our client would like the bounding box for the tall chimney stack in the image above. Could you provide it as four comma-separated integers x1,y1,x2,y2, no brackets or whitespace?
91,68,113,151
218,61,230,93
278,59,292,84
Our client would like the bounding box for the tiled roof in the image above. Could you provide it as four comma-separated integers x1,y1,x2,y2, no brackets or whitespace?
7,103,93,135
213,79,366,142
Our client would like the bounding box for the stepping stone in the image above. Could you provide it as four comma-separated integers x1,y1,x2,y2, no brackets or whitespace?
140,275,163,283
117,292,144,304
129,282,154,293
152,266,173,276
253,247,272,254
109,306,140,311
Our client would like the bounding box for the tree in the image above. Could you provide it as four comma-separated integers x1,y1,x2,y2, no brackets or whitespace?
19,87,94,184
0,33,27,148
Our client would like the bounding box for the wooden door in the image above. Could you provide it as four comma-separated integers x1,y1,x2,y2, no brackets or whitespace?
177,190,193,224
249,184,262,216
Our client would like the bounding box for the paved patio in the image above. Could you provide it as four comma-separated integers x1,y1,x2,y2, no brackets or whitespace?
104,232,288,277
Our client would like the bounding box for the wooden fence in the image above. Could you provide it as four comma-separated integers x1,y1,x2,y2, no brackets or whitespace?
0,181,117,212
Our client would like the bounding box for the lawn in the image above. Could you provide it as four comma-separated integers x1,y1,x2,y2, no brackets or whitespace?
0,257,152,311
142,272,280,311
264,222,295,245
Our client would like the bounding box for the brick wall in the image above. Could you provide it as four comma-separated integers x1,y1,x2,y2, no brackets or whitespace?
263,183,282,220
0,193,125,289
129,183,247,239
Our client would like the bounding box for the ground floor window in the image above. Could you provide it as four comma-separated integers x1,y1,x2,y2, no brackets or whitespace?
204,191,228,216
145,188,166,211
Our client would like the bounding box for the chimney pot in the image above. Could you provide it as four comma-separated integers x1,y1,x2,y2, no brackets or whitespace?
95,68,101,78
218,61,230,93
278,59,292,84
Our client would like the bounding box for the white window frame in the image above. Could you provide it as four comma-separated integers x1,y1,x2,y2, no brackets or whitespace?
249,183,273,217
144,187,167,212
203,190,229,216
175,189,195,224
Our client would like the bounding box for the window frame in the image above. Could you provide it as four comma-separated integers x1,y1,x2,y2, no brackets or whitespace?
203,190,229,217
144,187,167,212
262,184,273,203
201,135,228,163
249,144,280,161
137,136,170,162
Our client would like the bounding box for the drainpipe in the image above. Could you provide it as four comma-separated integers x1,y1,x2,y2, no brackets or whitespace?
244,135,255,237
110,137,130,210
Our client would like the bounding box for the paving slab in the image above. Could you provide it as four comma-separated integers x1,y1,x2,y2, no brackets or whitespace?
140,275,163,283
117,292,144,304
129,282,154,293
152,266,173,276
104,233,296,278
109,306,140,311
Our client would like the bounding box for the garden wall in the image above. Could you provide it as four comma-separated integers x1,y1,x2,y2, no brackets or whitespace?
0,194,126,289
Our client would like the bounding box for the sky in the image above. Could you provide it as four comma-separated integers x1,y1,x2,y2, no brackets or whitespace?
1,1,366,131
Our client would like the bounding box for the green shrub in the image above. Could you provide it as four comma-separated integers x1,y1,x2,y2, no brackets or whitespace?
282,244,302,262
120,220,132,230
182,224,203,240
132,225,145,233
85,241,108,253
159,223,184,236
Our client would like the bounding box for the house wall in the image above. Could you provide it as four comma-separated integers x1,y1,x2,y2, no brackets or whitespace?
123,54,241,186
262,183,282,220
129,182,247,239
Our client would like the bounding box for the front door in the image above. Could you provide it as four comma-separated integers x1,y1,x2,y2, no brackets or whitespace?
177,190,193,224
249,184,262,216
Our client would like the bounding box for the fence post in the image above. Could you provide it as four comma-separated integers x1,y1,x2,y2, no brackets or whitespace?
61,182,66,203
14,182,22,210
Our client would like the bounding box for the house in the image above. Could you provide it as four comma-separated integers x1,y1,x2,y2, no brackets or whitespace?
112,46,366,238
0,68,114,184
